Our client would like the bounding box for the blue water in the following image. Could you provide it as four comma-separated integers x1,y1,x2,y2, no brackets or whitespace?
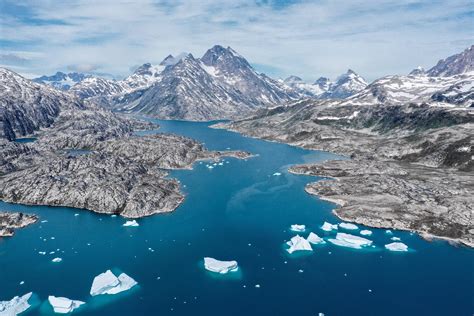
14,137,37,143
1,120,473,315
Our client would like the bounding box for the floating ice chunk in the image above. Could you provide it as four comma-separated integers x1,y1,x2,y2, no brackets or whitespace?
273,172,282,176
385,230,393,235
74,214,79,217
360,230,372,236
203,257,238,274
41,220,48,223
206,165,214,169
321,222,338,232
339,223,358,230
286,235,313,254
391,237,401,241
290,224,306,232
90,270,137,296
385,242,408,252
38,251,46,255
123,220,139,227
328,233,373,249
111,214,117,218
0,292,32,315
48,296,85,314
52,257,62,263
306,232,325,244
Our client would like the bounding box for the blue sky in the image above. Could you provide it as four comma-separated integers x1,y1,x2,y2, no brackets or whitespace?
0,0,473,81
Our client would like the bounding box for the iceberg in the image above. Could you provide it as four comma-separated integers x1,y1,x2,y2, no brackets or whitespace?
385,242,408,252
123,220,139,227
328,233,373,249
306,232,325,244
273,172,282,176
360,230,372,236
391,237,401,241
286,235,313,254
48,296,85,314
52,257,62,263
290,224,306,232
321,222,338,232
0,292,32,315
203,257,238,274
90,270,138,296
339,223,358,230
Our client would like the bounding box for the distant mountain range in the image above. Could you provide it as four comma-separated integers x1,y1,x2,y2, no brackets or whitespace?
24,44,474,122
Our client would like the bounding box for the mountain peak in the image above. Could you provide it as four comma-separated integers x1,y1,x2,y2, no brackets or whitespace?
284,76,303,84
409,66,426,76
427,45,474,77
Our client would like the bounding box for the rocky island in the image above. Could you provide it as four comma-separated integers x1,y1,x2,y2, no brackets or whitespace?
0,212,38,237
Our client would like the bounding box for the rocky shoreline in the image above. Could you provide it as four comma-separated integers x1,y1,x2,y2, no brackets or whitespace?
213,101,474,247
0,212,38,237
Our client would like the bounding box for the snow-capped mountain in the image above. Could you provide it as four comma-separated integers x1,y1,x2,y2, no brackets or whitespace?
427,45,474,77
33,72,91,90
283,70,367,99
0,68,84,140
70,77,127,100
341,71,474,107
103,45,299,120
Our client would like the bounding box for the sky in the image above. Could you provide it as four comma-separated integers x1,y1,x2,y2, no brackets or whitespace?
0,0,473,82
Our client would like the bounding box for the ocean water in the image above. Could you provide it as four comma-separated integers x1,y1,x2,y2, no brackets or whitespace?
1,120,472,315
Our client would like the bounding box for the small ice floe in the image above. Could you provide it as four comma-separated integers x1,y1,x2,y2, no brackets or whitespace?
328,233,372,249
48,296,85,314
41,220,48,223
339,223,358,230
290,224,306,232
273,172,282,176
385,242,408,252
74,214,79,217
19,281,25,285
385,230,393,235
286,235,313,254
111,214,117,218
206,165,214,169
52,257,62,263
0,292,33,315
38,251,46,255
90,270,138,296
255,284,260,288
391,237,401,241
218,162,224,166
360,230,372,236
123,220,139,227
307,232,325,244
203,257,238,274
321,222,338,232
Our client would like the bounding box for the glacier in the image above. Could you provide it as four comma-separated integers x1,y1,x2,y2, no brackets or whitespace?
48,296,85,314
286,235,313,254
90,270,138,296
204,257,239,274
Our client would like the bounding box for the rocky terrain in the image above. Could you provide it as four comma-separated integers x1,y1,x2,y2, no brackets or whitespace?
0,69,251,219
0,212,38,237
215,46,474,247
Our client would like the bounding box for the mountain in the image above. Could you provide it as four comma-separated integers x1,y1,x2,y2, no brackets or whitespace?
109,45,299,120
33,72,91,90
283,70,367,99
0,68,85,140
427,45,474,77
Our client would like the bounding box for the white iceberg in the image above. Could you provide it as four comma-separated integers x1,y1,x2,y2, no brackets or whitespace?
391,237,401,241
48,296,85,314
204,257,238,274
321,222,338,232
90,270,138,296
52,257,62,263
306,232,325,244
339,223,358,230
122,220,139,227
385,242,408,252
290,224,306,232
286,235,313,254
0,292,32,315
273,172,282,176
360,230,373,236
328,233,373,249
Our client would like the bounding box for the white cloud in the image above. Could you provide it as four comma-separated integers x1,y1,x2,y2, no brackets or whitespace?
1,0,473,81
